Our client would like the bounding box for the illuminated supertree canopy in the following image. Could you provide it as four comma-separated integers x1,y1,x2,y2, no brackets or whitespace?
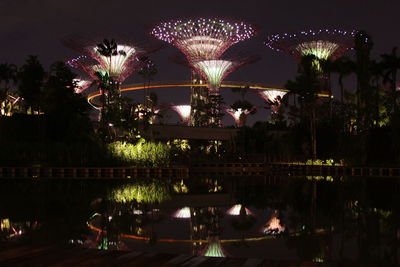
63,36,155,82
225,108,252,126
262,212,285,235
67,54,142,83
150,18,256,60
226,204,253,216
192,57,257,95
265,29,360,62
203,237,226,257
171,105,191,122
172,207,191,219
257,90,288,104
73,78,92,94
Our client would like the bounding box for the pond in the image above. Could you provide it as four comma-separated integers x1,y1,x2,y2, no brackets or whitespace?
0,175,399,264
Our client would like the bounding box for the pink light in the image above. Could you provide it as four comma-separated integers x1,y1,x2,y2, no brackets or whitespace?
257,90,287,103
151,18,256,61
226,204,253,216
225,108,252,126
171,105,191,123
172,207,191,219
262,213,285,235
73,78,92,94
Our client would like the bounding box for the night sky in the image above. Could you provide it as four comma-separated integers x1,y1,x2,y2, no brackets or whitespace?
2,0,399,124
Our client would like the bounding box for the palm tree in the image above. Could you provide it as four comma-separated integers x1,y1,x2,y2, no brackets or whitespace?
286,55,322,160
381,47,400,115
138,57,157,107
354,31,374,131
17,56,46,114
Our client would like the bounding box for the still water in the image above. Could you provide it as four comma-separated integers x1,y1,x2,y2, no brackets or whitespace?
0,176,399,264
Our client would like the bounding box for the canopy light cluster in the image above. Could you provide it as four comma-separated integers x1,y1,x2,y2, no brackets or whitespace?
262,213,285,235
203,237,226,257
172,207,191,219
257,90,288,103
73,78,92,94
226,108,252,126
226,204,253,216
192,57,257,95
151,18,256,60
171,105,191,122
265,29,360,61
63,36,156,83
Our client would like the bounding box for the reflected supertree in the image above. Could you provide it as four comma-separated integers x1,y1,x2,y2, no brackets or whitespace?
265,29,360,64
262,211,285,235
170,104,191,125
226,204,253,216
202,236,227,257
151,18,256,126
172,207,191,219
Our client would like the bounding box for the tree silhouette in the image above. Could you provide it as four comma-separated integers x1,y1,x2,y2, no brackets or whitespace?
18,56,46,114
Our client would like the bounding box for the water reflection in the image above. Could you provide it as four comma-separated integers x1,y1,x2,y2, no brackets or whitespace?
0,176,399,264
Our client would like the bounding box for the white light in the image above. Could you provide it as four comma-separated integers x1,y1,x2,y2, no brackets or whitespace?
73,78,91,94
194,60,233,94
226,204,253,216
93,45,137,78
172,207,191,218
171,105,191,123
258,90,287,103
225,108,252,126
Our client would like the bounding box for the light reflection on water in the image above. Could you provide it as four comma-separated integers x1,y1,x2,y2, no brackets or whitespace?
0,176,399,264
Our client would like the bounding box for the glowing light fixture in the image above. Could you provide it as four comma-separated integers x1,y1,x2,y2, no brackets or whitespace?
226,204,253,216
171,105,191,123
173,207,191,219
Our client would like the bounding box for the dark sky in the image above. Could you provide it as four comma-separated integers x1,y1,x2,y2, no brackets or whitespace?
1,0,399,125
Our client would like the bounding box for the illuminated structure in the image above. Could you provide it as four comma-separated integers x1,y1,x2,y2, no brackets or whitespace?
262,212,285,235
151,18,255,60
256,89,288,114
265,29,359,93
265,29,359,64
191,57,257,125
170,105,191,124
151,18,256,126
226,204,253,216
63,37,151,83
172,207,191,219
225,108,253,127
73,78,92,94
203,237,226,257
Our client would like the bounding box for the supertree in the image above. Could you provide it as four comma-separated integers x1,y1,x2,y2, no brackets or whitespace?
73,78,92,94
202,236,227,257
191,56,258,126
171,104,191,125
225,108,253,127
256,89,288,113
151,18,256,126
150,18,256,60
226,204,253,216
265,29,360,65
172,207,191,219
63,37,155,82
